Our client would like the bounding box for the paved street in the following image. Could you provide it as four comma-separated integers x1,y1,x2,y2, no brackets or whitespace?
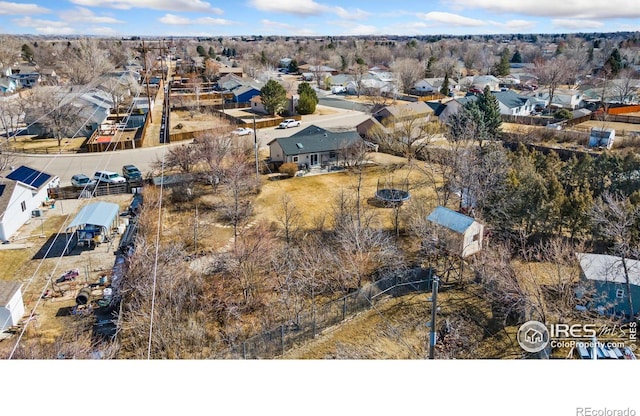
9,100,371,185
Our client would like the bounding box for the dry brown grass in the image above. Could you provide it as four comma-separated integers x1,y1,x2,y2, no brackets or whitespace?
253,160,439,231
8,136,87,152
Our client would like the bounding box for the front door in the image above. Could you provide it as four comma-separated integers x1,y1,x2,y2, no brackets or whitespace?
310,154,319,166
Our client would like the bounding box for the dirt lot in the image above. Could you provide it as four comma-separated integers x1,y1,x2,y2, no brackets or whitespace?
0,194,135,344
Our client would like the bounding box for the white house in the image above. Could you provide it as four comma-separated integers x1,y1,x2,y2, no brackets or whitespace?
492,91,537,116
0,280,24,332
427,206,484,258
529,88,584,110
0,165,59,242
589,127,616,149
413,77,459,94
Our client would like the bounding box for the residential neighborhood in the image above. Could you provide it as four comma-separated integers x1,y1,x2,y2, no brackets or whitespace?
1,18,640,372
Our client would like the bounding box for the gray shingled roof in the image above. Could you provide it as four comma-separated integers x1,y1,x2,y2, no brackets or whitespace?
0,280,22,307
274,125,362,156
493,90,535,109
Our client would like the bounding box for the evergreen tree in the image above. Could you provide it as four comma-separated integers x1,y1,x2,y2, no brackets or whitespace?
288,59,298,74
196,45,206,57
510,49,522,64
493,48,511,76
605,48,623,75
477,85,502,141
260,79,287,115
21,44,34,62
208,46,216,59
296,82,318,115
440,73,450,96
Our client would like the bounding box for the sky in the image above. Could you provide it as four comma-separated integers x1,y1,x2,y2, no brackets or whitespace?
0,0,639,37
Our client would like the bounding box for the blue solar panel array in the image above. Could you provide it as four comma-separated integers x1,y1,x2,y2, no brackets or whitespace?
6,165,52,189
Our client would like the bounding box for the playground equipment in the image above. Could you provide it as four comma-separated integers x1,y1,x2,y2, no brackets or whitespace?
375,177,410,206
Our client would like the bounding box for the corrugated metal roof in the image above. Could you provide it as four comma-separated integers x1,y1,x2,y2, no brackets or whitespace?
5,165,53,190
427,206,475,234
576,253,640,286
66,202,120,231
0,280,22,307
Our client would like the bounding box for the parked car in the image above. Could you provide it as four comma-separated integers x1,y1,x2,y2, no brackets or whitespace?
122,164,142,181
233,127,252,136
71,174,96,189
94,170,126,184
278,119,301,129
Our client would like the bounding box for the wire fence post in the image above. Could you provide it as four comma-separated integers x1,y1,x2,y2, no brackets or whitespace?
342,297,347,321
281,324,285,356
242,341,247,359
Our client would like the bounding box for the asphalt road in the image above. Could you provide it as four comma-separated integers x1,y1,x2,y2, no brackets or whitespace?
10,99,371,185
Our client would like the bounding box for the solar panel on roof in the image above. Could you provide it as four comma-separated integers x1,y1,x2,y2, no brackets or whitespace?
296,143,303,149
6,166,52,189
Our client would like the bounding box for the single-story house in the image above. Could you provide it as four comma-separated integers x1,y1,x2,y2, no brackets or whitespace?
436,95,477,124
373,101,434,124
413,77,459,94
527,88,584,110
426,206,484,258
268,125,362,168
492,90,537,116
250,93,299,116
0,280,24,332
589,127,615,149
460,75,500,92
0,165,59,242
576,252,640,317
65,201,120,251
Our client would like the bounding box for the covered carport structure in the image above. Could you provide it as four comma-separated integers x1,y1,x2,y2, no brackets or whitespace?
65,202,120,253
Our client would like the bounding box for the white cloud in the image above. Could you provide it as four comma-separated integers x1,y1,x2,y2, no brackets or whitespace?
260,19,317,35
0,1,49,15
552,19,604,30
250,0,371,20
12,16,76,34
250,0,326,16
333,6,370,20
447,0,640,19
328,21,379,35
417,11,485,27
69,0,222,13
159,13,232,25
59,7,124,24
500,19,537,31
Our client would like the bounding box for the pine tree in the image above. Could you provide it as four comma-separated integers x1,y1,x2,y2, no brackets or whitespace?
260,79,288,115
296,82,318,115
440,73,450,96
477,85,502,141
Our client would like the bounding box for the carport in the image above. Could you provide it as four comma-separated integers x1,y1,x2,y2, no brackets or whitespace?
65,202,120,252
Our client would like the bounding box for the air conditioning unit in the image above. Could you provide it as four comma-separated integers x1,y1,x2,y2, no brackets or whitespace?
31,209,43,218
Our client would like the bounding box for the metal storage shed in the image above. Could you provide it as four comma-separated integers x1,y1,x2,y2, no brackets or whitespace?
65,201,120,251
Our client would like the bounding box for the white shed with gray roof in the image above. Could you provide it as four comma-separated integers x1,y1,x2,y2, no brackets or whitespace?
0,280,24,332
427,206,484,257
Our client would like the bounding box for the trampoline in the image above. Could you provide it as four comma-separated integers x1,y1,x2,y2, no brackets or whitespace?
375,178,410,205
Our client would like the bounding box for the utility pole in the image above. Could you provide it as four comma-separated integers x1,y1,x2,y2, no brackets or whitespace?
253,114,259,180
428,275,439,359
142,40,153,124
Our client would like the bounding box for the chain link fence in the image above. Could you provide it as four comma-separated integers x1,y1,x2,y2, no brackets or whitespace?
224,267,435,359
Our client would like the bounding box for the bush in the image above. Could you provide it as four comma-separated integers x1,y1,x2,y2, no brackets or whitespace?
554,108,573,120
278,162,299,177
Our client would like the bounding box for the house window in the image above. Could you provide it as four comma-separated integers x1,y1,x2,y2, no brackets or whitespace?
616,289,625,299
293,156,298,162
329,151,336,158
21,201,26,212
